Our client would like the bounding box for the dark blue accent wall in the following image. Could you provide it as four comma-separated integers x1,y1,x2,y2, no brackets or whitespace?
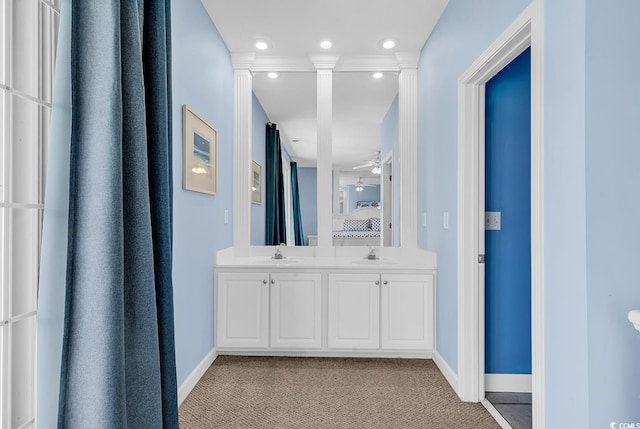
485,47,531,375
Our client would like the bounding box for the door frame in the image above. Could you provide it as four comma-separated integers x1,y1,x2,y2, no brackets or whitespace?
381,152,394,246
456,2,545,427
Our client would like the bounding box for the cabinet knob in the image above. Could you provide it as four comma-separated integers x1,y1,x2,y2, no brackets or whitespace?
375,280,380,285
271,279,275,284
263,279,267,284
383,280,388,285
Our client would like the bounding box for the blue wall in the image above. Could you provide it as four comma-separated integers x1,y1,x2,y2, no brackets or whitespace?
583,0,640,425
347,185,381,213
484,48,531,375
297,167,317,243
417,0,531,373
543,0,590,425
171,0,234,385
251,94,269,245
381,95,400,246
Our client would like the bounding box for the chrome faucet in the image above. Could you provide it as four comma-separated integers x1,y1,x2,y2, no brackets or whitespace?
273,247,285,260
367,247,377,260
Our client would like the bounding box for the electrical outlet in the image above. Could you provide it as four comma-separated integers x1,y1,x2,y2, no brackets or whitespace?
485,211,501,230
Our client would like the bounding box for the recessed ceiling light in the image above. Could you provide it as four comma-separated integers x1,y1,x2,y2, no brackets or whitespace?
320,40,333,49
372,72,384,79
267,72,279,79
382,40,396,49
255,41,269,50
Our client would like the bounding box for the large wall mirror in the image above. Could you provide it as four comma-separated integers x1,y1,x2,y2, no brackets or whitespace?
251,69,400,247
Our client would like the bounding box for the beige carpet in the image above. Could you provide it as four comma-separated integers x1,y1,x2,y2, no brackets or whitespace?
179,356,499,429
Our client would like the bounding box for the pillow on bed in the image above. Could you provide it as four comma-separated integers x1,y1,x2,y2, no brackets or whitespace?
370,217,381,232
343,219,370,231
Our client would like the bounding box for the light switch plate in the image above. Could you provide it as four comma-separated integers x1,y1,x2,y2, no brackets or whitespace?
485,211,501,230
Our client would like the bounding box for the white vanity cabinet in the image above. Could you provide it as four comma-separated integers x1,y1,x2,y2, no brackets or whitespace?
327,274,380,349
216,272,269,349
216,271,322,350
270,272,322,349
381,274,434,350
214,247,437,357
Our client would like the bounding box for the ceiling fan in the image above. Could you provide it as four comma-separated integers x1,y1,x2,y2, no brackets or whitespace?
354,177,377,192
352,151,382,174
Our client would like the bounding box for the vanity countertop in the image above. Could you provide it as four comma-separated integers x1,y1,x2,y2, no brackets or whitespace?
215,246,437,272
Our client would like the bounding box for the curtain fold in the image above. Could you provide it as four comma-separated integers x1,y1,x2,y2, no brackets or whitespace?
57,1,178,427
290,162,305,245
265,123,287,245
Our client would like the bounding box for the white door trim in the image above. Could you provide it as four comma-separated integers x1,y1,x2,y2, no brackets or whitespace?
456,2,544,427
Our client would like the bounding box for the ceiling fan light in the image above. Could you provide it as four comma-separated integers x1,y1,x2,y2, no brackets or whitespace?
356,185,364,192
371,165,381,174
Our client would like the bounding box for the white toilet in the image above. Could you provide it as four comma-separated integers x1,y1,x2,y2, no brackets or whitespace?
629,310,640,333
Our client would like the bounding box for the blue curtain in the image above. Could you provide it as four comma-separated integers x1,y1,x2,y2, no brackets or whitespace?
265,123,287,245
56,1,178,427
290,162,305,245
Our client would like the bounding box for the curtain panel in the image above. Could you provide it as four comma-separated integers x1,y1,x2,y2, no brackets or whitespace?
56,1,178,427
290,162,305,245
265,123,287,245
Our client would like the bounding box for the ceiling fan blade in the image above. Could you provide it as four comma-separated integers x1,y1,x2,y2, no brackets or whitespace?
352,162,374,169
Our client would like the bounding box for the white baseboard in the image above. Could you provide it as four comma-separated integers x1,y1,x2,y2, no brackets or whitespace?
481,398,513,429
178,347,218,405
434,351,459,397
484,373,532,393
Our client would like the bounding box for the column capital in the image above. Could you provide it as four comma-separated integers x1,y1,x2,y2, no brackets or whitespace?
231,52,256,70
309,54,340,70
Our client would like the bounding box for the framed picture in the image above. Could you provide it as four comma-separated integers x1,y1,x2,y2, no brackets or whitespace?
183,105,217,195
251,160,262,204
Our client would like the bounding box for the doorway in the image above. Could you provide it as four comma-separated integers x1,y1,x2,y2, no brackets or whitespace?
381,153,393,246
456,3,544,427
483,47,532,429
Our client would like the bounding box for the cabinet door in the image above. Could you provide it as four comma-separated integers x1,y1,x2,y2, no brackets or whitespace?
270,272,322,349
216,272,269,348
328,274,380,349
381,274,434,350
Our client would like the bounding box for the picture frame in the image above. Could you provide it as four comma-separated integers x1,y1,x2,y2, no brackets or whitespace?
183,105,217,195
251,160,262,204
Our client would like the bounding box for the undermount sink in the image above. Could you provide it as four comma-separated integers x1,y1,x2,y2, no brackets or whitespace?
351,258,398,266
629,310,640,334
248,256,299,265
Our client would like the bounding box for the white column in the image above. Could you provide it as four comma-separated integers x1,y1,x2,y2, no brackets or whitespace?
316,68,333,248
232,54,254,247
397,53,419,248
332,169,341,214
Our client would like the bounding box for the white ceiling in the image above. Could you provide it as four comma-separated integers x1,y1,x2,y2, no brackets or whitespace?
201,0,449,184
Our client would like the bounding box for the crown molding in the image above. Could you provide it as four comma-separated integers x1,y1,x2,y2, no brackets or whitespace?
250,55,315,72
335,55,400,72
395,52,420,69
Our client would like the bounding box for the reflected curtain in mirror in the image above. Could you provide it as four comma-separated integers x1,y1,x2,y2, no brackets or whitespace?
265,123,287,245
53,1,178,427
290,162,305,245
